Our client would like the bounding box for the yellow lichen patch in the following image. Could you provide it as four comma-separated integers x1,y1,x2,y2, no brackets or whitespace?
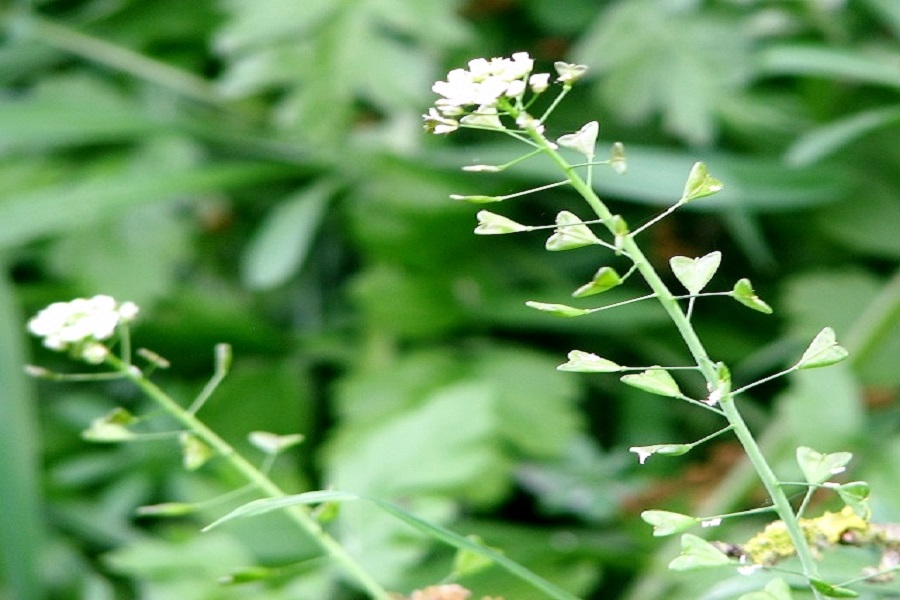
742,506,870,566
744,520,795,566
811,506,869,545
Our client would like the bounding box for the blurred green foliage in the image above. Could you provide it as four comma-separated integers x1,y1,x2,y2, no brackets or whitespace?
2,0,900,599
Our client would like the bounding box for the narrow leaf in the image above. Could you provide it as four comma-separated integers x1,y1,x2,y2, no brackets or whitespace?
0,163,296,250
786,105,900,167
670,251,722,295
240,182,333,290
557,349,622,373
572,266,622,298
796,327,849,369
621,368,682,398
0,268,45,600
758,44,900,90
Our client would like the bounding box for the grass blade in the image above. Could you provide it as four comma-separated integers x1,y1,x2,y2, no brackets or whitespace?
0,266,45,600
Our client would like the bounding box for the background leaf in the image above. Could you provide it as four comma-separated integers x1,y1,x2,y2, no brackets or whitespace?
240,181,334,290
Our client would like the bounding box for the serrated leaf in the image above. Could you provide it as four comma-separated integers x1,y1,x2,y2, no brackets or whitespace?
525,301,592,317
621,368,682,398
797,327,849,369
731,278,773,314
641,510,698,536
545,211,601,251
809,578,859,598
670,251,722,295
796,446,853,485
572,266,622,298
557,349,622,373
668,534,732,570
240,182,333,290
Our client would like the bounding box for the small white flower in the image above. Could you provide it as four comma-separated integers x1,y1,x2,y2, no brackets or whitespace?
118,301,139,321
505,79,526,98
501,52,534,80
27,295,139,360
423,107,459,134
554,61,588,84
426,52,548,135
529,73,550,93
467,57,492,78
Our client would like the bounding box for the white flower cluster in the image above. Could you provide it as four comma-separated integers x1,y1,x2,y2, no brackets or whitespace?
423,52,587,135
28,295,139,363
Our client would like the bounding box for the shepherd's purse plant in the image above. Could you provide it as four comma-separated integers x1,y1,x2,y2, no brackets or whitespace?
25,52,900,600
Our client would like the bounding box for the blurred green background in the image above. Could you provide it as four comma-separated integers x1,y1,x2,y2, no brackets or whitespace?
2,0,900,598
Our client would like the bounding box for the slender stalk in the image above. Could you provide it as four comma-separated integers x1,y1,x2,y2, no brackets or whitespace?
105,356,393,600
526,126,824,593
20,14,225,106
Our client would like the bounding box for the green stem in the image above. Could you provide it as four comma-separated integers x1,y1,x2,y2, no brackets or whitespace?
106,356,393,600
526,127,824,593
